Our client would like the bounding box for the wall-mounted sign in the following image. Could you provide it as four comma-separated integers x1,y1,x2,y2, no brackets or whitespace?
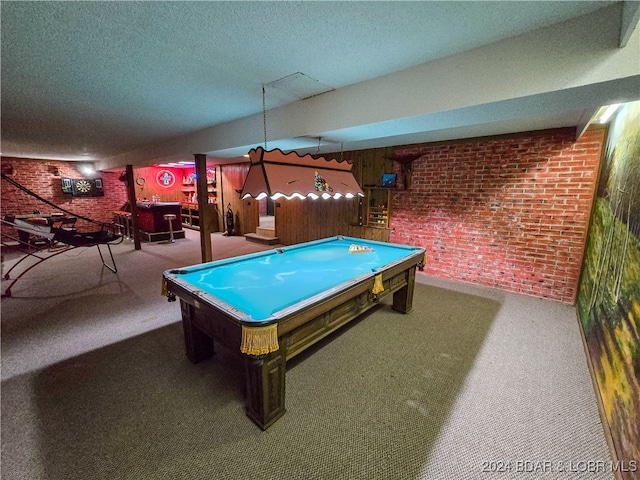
156,170,176,188
61,177,104,197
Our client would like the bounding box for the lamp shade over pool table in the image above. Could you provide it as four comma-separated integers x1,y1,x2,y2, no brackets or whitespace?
240,147,364,200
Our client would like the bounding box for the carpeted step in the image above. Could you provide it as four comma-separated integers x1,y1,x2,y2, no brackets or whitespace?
244,232,280,245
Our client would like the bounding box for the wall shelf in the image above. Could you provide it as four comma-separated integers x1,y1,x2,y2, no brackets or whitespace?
365,187,392,229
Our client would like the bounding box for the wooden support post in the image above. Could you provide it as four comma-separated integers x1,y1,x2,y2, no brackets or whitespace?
125,164,142,250
195,153,213,263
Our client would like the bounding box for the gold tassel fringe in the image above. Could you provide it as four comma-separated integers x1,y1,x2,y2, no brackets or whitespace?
240,324,279,356
371,274,384,295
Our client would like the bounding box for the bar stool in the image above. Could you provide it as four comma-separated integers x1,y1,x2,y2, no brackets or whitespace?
123,212,132,240
116,211,132,239
163,213,177,243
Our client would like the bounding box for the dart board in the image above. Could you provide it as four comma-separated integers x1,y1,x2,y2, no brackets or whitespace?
61,177,105,197
75,179,92,194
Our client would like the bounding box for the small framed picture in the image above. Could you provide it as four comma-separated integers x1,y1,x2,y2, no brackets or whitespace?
61,177,73,194
381,173,397,188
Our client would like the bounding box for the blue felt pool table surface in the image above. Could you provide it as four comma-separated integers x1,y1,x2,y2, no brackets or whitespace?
165,235,423,322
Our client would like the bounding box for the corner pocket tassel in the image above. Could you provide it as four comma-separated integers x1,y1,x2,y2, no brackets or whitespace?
371,274,384,295
161,277,168,296
241,324,279,356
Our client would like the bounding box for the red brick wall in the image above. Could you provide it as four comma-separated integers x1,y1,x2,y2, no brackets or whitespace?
1,157,128,238
391,127,605,303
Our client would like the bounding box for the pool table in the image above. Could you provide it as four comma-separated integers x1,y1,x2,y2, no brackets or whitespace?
162,235,425,429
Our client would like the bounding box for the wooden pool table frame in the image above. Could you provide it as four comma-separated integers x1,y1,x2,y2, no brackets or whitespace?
164,247,424,430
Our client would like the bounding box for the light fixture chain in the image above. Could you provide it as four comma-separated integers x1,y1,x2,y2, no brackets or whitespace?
262,85,267,149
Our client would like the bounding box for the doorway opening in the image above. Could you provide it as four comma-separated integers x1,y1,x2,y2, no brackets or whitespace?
245,197,279,245
259,197,275,229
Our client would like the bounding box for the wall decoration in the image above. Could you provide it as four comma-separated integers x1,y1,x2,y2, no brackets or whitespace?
61,177,104,197
1,163,17,176
314,170,332,192
577,101,640,479
206,168,216,185
156,169,176,188
381,173,397,187
61,177,73,194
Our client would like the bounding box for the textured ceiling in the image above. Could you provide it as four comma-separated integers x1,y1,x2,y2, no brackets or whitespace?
1,1,639,168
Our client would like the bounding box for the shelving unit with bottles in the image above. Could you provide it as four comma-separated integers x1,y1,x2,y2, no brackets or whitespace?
365,187,392,229
180,167,218,230
181,168,217,205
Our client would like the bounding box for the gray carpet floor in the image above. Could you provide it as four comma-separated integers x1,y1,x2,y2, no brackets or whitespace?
1,230,614,479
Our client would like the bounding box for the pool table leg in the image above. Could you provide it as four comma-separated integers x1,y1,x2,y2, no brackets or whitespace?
392,265,417,314
244,349,286,430
181,300,214,363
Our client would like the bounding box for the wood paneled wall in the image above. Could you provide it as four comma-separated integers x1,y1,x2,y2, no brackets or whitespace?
133,166,183,202
275,197,358,245
219,163,257,236
264,148,396,245
338,147,394,187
